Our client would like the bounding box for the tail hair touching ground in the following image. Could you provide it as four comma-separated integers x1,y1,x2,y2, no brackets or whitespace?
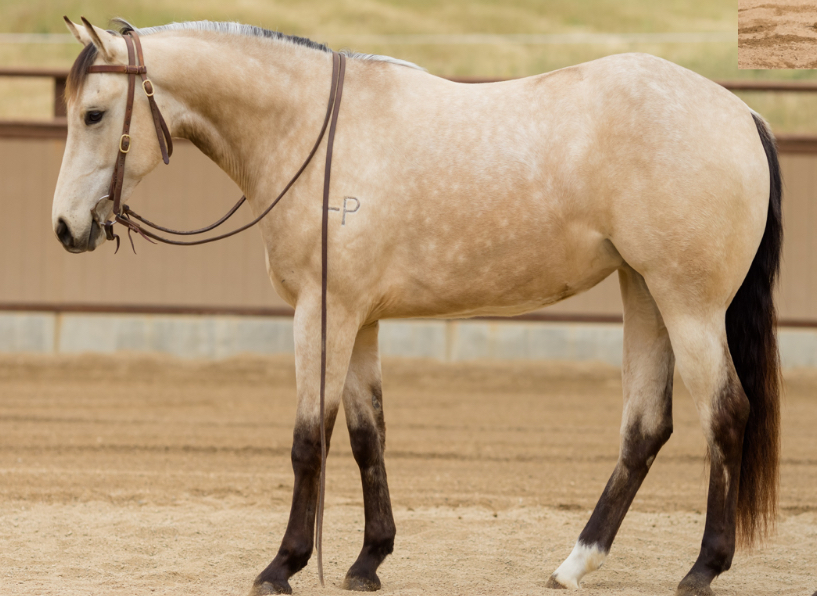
725,111,782,547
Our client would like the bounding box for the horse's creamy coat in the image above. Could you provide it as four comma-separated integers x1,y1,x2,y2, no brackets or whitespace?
53,20,779,596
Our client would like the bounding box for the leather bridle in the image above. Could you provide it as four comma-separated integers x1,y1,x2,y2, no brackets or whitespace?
86,29,346,586
87,30,172,250
88,29,345,253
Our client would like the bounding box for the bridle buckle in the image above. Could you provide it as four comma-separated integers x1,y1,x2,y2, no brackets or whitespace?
119,134,131,153
142,79,154,97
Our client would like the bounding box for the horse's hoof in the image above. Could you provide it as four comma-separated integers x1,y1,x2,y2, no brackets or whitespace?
675,578,714,596
676,588,713,596
341,571,381,591
545,574,570,589
248,580,292,595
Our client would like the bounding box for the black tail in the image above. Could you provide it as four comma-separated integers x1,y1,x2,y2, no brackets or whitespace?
725,112,782,547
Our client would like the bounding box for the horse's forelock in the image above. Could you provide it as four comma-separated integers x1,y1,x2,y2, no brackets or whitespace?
66,42,98,104
109,17,134,35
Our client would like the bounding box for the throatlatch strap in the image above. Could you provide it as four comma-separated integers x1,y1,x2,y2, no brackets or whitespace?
130,32,172,163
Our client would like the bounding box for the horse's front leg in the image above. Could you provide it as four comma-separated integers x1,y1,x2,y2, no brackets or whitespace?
251,303,359,595
340,322,396,591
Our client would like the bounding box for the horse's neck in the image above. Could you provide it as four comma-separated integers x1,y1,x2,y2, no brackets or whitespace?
150,34,334,198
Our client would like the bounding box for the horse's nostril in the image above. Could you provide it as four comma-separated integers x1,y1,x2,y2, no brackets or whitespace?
56,218,73,248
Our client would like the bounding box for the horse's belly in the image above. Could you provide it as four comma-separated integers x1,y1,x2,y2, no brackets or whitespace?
377,223,622,320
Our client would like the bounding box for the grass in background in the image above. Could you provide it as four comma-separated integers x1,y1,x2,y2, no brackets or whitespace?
0,0,736,36
0,0,815,132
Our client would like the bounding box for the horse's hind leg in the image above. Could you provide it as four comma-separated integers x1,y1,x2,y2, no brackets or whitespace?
667,314,749,596
340,322,396,591
547,266,674,589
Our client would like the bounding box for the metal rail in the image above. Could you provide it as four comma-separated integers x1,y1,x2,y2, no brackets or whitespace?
1,302,816,328
0,67,67,117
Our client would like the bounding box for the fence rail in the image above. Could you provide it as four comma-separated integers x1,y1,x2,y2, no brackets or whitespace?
0,301,624,324
0,67,67,117
3,301,817,328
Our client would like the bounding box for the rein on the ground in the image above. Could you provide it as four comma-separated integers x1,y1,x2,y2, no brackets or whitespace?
87,30,346,585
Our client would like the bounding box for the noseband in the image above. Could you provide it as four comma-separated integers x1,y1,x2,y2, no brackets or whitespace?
86,30,346,586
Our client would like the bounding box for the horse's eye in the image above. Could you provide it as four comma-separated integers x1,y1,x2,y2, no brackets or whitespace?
84,110,104,125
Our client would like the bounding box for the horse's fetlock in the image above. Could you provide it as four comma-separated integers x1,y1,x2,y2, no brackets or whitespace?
281,540,314,574
363,518,396,558
701,534,734,574
369,532,395,558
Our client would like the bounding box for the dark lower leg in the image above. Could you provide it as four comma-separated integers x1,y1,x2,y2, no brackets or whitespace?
546,394,673,589
677,383,749,596
580,383,673,551
549,266,674,590
343,389,395,591
252,414,338,594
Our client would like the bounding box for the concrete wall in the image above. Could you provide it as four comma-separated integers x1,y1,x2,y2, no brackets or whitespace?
3,311,817,369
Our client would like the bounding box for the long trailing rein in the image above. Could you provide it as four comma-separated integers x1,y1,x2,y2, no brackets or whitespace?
88,29,346,586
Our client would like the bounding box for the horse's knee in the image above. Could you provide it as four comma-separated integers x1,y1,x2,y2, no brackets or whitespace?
348,388,386,469
350,428,383,470
290,426,322,475
291,411,339,475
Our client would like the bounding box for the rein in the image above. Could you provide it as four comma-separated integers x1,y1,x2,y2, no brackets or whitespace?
87,30,345,585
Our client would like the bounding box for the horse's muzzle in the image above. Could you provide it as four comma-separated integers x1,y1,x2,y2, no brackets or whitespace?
55,217,101,253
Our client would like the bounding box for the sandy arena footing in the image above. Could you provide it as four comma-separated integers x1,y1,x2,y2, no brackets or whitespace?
0,353,815,595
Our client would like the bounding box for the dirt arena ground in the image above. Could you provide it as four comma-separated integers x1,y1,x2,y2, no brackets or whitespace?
0,353,815,595
739,0,817,69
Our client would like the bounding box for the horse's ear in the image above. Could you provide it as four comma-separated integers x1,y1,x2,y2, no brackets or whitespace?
63,17,88,46
77,16,116,62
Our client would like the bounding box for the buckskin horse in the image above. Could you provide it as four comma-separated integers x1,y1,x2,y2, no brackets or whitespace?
52,18,781,596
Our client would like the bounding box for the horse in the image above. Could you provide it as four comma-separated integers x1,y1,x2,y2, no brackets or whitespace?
52,17,781,596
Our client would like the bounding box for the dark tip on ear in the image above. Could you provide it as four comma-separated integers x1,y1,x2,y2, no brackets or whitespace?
63,15,71,24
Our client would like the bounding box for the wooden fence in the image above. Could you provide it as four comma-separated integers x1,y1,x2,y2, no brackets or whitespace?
1,70,816,324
